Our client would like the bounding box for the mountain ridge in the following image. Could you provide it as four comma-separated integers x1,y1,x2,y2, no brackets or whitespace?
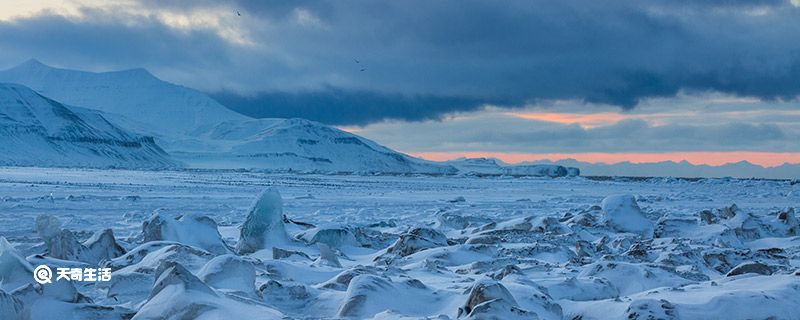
0,59,248,136
0,82,178,169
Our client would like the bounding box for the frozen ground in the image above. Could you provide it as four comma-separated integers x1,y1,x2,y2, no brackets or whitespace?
1,167,799,319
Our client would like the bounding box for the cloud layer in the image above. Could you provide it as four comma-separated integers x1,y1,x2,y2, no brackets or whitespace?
352,96,800,154
1,0,800,125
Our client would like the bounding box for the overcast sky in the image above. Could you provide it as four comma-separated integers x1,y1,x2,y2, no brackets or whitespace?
1,0,799,166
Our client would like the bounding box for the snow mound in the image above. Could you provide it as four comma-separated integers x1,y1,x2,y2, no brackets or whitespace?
101,242,216,307
0,237,34,292
0,289,26,320
317,266,379,291
726,261,772,277
601,194,654,237
150,261,216,299
258,279,311,310
36,215,126,264
143,213,231,255
376,228,449,264
624,299,677,320
236,188,289,254
297,225,358,248
133,261,282,319
539,277,619,301
772,207,799,236
272,247,311,260
337,275,439,318
197,254,257,297
436,211,470,229
457,279,538,319
579,261,694,296
571,275,800,320
313,243,342,268
109,242,214,275
83,229,127,262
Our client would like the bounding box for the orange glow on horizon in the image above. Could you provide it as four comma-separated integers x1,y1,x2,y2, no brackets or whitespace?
410,151,800,168
505,112,634,128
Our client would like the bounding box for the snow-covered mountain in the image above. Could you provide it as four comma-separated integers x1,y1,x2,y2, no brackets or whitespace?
0,83,177,169
179,118,457,173
0,60,460,174
0,59,247,137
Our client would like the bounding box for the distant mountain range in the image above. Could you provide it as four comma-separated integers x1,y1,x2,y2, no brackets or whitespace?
0,59,572,176
525,158,800,179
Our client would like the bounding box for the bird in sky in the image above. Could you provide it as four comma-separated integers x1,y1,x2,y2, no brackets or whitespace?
360,68,366,72
354,59,360,64
237,10,241,16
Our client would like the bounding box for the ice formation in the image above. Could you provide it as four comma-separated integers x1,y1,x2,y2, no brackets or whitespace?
143,213,231,255
236,188,290,254
312,243,342,268
601,194,654,237
1,170,799,319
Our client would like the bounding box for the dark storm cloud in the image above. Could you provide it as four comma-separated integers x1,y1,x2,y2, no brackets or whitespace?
211,89,506,125
1,0,799,125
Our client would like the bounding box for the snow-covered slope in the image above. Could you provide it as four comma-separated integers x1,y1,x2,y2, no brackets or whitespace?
181,118,457,174
0,59,247,136
0,83,176,169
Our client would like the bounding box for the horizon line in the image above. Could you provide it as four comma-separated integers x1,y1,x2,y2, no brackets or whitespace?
409,151,800,168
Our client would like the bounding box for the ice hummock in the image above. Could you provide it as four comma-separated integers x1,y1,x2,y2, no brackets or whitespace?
0,289,26,320
337,274,440,318
133,261,282,320
457,279,538,319
312,243,342,268
35,214,126,264
0,237,34,292
197,254,258,297
142,213,232,255
601,194,654,237
236,188,290,254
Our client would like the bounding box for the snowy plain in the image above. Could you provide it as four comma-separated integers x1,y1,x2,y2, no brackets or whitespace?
1,167,799,319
